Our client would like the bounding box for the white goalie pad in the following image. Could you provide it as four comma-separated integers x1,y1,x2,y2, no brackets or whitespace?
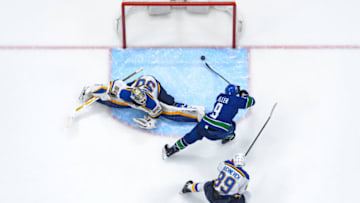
160,102,205,122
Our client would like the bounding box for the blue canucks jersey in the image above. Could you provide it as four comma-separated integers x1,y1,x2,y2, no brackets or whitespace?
202,93,255,132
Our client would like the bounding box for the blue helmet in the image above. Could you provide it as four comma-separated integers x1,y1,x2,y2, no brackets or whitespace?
225,84,240,95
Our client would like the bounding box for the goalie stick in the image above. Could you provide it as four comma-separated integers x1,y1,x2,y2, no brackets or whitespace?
245,102,278,157
66,67,143,128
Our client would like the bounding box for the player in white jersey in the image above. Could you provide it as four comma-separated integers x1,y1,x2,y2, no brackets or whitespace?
181,153,249,203
128,75,160,99
79,75,204,129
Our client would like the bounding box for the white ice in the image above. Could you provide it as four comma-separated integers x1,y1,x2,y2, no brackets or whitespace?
0,0,360,203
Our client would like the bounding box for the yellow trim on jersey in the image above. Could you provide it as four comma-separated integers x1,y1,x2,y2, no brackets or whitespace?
92,86,108,93
141,105,150,111
109,81,114,91
191,184,197,192
162,111,197,119
157,82,161,93
144,91,155,100
109,99,131,106
224,163,247,179
149,110,163,118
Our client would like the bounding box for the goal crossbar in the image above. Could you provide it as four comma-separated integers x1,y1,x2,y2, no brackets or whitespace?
121,1,237,48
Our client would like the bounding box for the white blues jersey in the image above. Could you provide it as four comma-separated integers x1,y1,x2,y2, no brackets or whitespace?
213,160,249,197
129,75,161,99
91,75,203,121
96,75,163,118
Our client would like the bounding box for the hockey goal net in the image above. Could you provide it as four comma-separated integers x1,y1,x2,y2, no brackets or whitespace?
117,1,241,48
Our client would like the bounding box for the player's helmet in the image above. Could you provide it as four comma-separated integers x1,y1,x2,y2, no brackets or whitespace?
225,84,239,95
232,153,246,167
130,87,147,105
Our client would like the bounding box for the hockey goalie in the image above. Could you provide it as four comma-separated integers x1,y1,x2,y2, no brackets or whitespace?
79,75,205,129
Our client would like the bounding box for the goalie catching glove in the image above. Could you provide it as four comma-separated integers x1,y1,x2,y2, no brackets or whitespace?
133,115,157,129
79,84,111,102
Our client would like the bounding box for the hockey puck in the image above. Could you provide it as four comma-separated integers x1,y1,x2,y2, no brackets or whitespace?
201,56,206,60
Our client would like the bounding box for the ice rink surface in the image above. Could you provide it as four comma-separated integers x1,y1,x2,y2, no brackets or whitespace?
110,48,248,135
1,0,360,203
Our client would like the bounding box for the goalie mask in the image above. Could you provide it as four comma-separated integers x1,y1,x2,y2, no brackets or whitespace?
232,153,246,167
131,87,147,105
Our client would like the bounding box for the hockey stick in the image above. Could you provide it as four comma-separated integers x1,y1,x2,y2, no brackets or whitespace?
66,67,143,128
245,102,278,157
201,56,231,85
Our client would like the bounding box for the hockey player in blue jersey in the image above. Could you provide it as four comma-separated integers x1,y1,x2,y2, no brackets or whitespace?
162,84,255,159
181,153,249,203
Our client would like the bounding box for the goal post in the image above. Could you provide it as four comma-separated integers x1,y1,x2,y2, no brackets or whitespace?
118,1,240,48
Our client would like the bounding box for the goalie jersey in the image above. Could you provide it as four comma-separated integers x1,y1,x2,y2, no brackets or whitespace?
107,75,163,118
214,160,249,197
90,75,204,122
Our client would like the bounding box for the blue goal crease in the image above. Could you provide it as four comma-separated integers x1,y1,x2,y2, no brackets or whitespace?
110,48,249,136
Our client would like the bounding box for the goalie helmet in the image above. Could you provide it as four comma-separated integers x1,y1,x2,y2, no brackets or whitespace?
232,153,246,167
225,84,240,95
130,87,147,105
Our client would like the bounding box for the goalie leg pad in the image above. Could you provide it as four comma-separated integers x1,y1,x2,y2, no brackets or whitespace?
160,102,205,122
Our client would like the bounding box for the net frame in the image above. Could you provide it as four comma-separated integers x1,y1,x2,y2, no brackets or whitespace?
120,1,237,48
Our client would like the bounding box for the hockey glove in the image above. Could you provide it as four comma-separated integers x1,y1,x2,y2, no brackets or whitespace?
79,86,92,102
133,115,157,129
239,90,249,98
79,85,110,101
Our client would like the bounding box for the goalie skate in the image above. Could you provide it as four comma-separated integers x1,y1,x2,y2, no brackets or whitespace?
181,180,194,194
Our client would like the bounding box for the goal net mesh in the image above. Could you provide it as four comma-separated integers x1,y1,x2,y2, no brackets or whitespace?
117,0,241,48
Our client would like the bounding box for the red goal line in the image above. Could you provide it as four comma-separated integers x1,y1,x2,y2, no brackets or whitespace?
0,45,359,50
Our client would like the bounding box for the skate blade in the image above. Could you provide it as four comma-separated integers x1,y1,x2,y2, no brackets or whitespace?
161,146,168,160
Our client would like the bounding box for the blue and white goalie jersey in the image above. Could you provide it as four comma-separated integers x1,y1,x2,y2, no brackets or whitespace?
128,75,161,99
89,75,204,122
214,160,249,198
111,75,163,118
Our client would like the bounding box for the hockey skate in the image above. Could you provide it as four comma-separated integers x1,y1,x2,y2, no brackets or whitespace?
162,144,179,160
221,134,236,144
181,180,194,194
